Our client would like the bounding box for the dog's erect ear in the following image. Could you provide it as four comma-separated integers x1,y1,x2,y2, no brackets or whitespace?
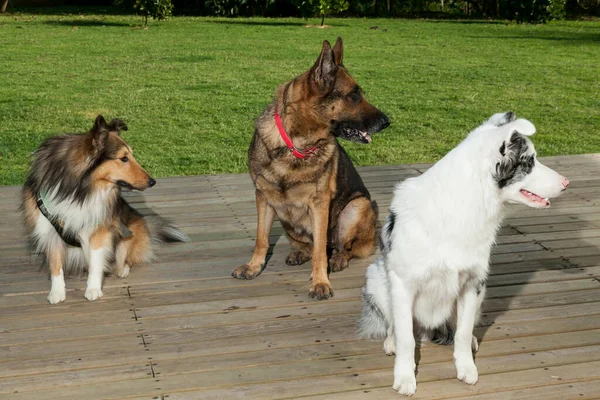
506,118,536,137
108,118,128,135
310,40,337,94
91,115,109,150
332,37,343,66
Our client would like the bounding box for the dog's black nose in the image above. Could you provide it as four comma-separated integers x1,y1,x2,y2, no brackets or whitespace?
148,178,156,187
380,114,391,130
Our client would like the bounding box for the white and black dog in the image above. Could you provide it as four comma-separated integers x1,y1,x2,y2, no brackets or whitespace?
358,112,569,396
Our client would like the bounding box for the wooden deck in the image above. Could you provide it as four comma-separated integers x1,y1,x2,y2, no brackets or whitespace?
1,154,599,399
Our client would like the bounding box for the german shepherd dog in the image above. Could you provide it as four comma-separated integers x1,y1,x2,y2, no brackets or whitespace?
21,116,188,304
232,37,390,299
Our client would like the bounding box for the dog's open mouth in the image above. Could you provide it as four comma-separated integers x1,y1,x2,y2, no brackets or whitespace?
117,180,136,191
520,189,550,207
343,127,372,144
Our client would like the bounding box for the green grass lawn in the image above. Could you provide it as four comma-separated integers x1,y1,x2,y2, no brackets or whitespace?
1,11,599,186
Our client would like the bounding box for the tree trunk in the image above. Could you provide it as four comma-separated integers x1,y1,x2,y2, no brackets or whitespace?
441,0,444,10
321,13,325,26
1,0,9,13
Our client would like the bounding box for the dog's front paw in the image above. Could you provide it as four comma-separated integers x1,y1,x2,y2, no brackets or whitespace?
231,264,263,280
383,335,396,355
47,288,66,304
115,265,130,278
393,373,417,396
84,287,103,301
456,360,478,385
285,251,311,266
309,282,334,300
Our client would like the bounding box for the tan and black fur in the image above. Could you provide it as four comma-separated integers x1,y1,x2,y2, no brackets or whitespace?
232,37,390,299
22,115,187,304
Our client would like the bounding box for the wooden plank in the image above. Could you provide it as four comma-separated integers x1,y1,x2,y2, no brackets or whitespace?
4,301,596,380
4,276,598,346
442,379,600,399
0,155,597,400
0,363,152,395
293,368,600,400
4,346,600,400
143,329,600,378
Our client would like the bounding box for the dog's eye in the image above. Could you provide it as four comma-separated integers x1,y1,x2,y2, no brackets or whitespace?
120,156,129,163
347,87,361,103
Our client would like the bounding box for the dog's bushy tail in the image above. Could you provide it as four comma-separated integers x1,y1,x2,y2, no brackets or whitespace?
145,215,189,244
357,258,390,340
429,322,455,345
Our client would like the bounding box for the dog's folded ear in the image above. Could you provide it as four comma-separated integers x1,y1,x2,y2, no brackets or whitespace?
91,115,109,150
506,119,536,136
488,111,516,126
310,40,337,94
108,118,128,134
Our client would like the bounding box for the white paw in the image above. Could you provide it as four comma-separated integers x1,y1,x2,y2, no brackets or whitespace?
393,373,417,396
84,287,103,301
456,360,479,385
383,336,396,355
472,335,479,353
47,288,66,304
116,265,130,278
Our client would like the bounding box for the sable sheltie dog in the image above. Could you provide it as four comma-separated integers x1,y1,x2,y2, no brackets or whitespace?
21,115,188,304
231,37,390,299
358,112,569,396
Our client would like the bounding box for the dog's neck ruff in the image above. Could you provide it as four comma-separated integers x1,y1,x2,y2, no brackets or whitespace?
274,110,317,159
36,192,82,247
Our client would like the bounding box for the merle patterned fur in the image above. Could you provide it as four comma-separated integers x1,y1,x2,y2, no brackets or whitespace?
379,210,396,254
494,132,535,189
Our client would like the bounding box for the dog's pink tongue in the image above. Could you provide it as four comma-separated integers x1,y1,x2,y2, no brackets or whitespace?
520,189,550,206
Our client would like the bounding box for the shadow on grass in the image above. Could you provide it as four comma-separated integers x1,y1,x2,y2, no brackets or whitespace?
204,19,354,27
8,6,130,16
466,32,600,43
419,18,508,24
42,19,131,27
205,19,307,26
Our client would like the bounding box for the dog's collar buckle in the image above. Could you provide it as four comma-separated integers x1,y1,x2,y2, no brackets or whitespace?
274,110,317,159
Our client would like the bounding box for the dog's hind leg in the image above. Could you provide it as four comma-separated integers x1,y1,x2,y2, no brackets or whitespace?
285,236,312,266
232,190,275,280
47,245,67,304
114,241,130,278
116,218,153,278
330,197,376,272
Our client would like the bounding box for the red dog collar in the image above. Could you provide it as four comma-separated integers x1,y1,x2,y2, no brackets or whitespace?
274,110,317,159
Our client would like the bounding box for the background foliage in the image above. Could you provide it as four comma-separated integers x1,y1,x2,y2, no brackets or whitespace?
160,0,600,21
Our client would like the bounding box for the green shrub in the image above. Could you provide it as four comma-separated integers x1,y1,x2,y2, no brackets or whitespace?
295,0,350,25
548,0,567,19
116,0,174,25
